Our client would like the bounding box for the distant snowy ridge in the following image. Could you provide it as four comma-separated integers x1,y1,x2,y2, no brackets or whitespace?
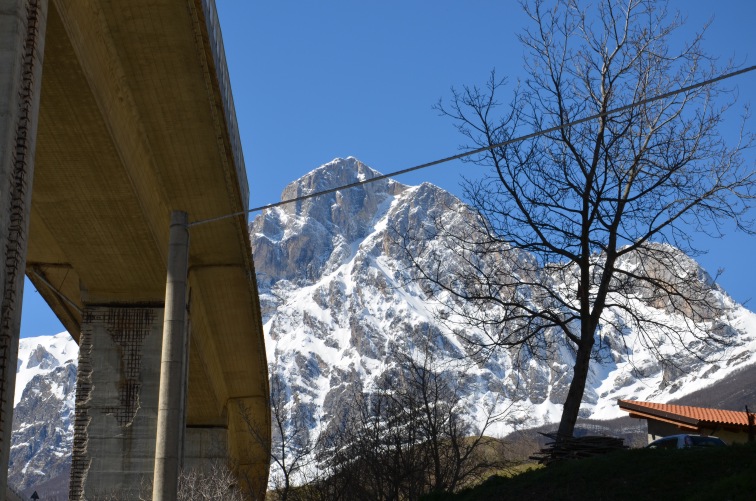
15,332,77,405
10,332,77,492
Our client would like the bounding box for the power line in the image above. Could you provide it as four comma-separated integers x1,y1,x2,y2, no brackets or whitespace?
189,65,756,228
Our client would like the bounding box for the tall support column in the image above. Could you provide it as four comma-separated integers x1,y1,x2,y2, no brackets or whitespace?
0,0,47,495
153,211,190,501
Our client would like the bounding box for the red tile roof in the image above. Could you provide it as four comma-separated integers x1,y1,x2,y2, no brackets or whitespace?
618,399,752,428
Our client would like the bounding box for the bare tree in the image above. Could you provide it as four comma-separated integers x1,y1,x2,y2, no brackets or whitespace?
240,368,320,501
177,462,245,501
90,463,244,501
323,386,423,501
392,347,505,494
404,0,754,440
318,346,508,500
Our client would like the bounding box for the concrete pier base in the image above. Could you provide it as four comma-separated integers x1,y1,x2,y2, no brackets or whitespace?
70,306,164,500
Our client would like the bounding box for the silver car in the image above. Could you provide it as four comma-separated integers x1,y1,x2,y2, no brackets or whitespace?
646,434,726,449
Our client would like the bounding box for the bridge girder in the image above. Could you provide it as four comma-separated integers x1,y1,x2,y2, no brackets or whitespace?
13,0,269,497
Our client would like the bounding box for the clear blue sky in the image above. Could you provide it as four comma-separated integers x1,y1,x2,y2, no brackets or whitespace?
20,0,756,337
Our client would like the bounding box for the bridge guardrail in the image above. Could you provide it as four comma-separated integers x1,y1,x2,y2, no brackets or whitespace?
200,0,250,213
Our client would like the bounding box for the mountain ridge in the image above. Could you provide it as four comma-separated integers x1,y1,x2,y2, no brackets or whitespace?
10,332,77,493
252,157,756,437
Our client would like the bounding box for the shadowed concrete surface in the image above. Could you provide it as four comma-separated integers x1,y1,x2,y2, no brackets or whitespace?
1,0,270,498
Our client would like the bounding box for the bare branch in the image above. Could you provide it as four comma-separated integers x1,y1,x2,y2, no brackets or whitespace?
401,0,754,440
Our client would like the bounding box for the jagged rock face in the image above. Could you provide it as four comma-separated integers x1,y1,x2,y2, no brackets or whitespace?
10,334,77,492
253,157,756,438
26,345,59,371
251,157,407,286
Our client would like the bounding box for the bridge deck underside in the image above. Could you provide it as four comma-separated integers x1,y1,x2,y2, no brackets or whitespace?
24,0,268,459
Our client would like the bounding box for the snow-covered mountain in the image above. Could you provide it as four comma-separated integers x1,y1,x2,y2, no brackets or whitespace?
10,332,77,492
253,157,756,438
10,157,756,489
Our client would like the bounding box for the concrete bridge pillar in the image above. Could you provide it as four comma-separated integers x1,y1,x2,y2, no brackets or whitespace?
70,306,165,500
0,0,47,494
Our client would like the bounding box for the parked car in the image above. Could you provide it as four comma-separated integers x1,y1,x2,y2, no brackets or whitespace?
646,434,726,449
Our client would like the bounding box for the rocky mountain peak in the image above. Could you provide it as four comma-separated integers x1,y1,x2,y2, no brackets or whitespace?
279,156,407,222
25,345,57,371
251,157,408,287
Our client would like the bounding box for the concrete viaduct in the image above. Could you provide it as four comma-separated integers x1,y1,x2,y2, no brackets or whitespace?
1,0,270,499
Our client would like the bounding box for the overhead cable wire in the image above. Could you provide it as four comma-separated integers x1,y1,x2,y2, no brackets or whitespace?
189,65,756,228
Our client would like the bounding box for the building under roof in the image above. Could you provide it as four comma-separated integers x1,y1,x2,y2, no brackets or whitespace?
618,399,756,445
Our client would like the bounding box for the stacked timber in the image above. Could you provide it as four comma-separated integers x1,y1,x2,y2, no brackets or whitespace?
530,433,627,465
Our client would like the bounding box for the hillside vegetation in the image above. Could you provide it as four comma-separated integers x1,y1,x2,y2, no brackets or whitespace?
430,442,756,501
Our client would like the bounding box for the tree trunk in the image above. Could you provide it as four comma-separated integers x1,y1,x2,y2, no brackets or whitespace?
556,339,594,439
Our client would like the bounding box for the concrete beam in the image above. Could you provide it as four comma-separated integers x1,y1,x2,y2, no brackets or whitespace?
0,0,47,494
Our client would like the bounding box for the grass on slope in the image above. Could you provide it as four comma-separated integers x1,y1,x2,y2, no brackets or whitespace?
425,441,756,501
